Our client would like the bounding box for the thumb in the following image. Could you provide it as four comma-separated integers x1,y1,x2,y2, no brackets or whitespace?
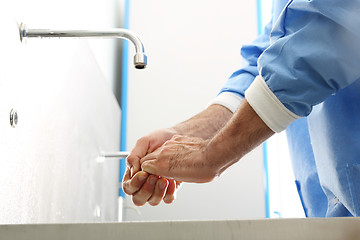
141,159,176,181
126,154,142,178
141,160,160,176
126,138,151,177
140,148,165,176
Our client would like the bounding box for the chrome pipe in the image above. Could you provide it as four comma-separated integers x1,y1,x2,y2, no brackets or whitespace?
101,151,130,158
19,23,147,69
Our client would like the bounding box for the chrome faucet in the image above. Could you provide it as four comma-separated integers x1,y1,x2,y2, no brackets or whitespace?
19,23,147,69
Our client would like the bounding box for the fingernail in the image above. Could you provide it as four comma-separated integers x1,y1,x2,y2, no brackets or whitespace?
158,181,167,190
130,167,134,178
149,176,157,185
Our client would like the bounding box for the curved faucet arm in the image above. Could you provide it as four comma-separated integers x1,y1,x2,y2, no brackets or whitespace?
19,23,147,69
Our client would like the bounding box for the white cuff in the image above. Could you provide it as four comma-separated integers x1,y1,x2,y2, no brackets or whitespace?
245,75,300,133
207,92,243,113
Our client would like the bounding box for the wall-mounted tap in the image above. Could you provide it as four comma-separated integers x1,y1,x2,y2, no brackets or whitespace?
19,23,147,69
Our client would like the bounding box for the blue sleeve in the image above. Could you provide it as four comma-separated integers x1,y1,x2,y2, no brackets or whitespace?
219,20,273,98
258,0,360,116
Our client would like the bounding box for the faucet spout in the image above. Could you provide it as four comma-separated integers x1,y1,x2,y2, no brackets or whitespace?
19,23,147,69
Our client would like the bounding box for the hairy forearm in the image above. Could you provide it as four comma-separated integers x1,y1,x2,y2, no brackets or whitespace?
140,98,275,183
206,98,274,175
170,104,233,140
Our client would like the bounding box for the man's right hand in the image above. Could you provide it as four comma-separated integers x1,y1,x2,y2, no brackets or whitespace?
122,128,179,206
122,170,179,206
122,104,233,206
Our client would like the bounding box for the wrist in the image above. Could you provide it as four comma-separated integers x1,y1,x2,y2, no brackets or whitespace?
205,99,274,176
170,104,232,139
194,138,221,182
205,134,242,178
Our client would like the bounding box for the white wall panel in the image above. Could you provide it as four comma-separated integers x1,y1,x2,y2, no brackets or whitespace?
125,0,265,220
0,2,120,223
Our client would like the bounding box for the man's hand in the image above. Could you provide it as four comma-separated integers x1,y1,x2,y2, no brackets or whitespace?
140,99,274,184
122,104,233,205
126,129,177,177
122,128,178,206
122,170,179,206
140,135,218,183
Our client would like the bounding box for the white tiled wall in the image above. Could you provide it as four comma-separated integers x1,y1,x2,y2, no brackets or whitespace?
124,0,266,221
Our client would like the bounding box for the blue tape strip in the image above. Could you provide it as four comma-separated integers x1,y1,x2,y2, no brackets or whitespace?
256,0,270,218
263,141,270,218
256,0,264,35
119,0,130,198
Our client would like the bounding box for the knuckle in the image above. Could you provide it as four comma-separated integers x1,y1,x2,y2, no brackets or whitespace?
122,182,133,195
139,157,147,166
136,136,148,146
163,140,172,146
159,147,166,154
172,135,181,141
122,185,130,195
122,187,133,196
134,175,147,188
159,146,172,155
132,181,142,190
126,155,136,165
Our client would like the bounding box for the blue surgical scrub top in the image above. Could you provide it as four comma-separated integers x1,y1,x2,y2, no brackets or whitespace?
220,0,360,217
